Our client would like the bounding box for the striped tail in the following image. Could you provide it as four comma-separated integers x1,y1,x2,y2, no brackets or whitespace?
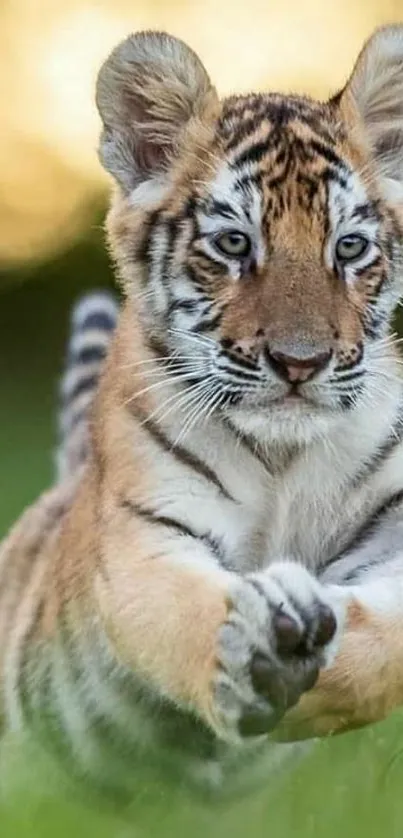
57,291,119,482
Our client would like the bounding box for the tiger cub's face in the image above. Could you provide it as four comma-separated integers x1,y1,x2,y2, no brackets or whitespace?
97,28,403,440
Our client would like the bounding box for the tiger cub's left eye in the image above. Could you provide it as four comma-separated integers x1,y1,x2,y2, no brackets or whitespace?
335,234,369,263
215,231,251,258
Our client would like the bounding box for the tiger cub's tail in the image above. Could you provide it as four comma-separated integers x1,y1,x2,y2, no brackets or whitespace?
57,291,119,482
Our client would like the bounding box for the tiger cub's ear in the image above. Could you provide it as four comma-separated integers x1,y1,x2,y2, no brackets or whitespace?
96,31,218,193
339,25,403,202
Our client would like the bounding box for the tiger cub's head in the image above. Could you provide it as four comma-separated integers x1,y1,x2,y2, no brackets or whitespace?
96,27,403,441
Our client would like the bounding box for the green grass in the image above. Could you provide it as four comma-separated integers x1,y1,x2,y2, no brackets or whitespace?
2,718,403,837
2,260,403,837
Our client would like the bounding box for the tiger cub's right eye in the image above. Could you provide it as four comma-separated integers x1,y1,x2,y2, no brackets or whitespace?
214,232,251,258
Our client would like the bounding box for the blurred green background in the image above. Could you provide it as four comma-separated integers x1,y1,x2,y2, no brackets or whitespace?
2,0,403,835
0,225,112,533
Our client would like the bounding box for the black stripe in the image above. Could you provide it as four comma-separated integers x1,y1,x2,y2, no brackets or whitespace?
121,499,226,561
136,209,160,265
339,390,360,410
334,489,403,570
353,254,383,279
69,344,107,364
185,265,206,293
363,310,388,340
208,199,239,220
224,116,265,151
191,310,223,334
222,416,273,475
232,137,272,168
332,369,364,384
63,372,99,403
307,140,343,169
234,172,263,193
202,533,227,564
145,333,170,359
336,552,398,584
222,389,243,406
351,409,403,487
77,311,116,332
167,298,201,318
121,499,199,539
266,151,293,190
129,408,235,502
219,350,260,372
220,365,260,383
180,195,197,220
322,166,348,189
161,218,178,287
247,577,271,602
351,202,379,223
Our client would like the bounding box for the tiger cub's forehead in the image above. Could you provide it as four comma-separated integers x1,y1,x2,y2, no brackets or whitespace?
218,92,343,151
200,91,376,240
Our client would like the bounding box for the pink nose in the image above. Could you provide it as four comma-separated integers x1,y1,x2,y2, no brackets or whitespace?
267,348,332,383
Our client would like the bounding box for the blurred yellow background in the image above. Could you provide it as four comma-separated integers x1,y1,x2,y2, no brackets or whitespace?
1,0,402,269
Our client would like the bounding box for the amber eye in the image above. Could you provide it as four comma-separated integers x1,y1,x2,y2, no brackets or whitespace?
335,234,369,263
214,231,251,258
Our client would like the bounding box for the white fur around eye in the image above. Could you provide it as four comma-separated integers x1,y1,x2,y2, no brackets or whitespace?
325,174,380,277
196,161,266,278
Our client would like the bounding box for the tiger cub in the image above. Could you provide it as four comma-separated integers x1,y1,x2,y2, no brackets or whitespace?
2,25,403,796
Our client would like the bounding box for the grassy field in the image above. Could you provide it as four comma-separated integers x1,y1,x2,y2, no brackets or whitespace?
2,714,403,837
1,248,403,837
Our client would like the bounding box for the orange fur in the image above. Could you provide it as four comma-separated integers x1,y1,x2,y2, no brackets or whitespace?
277,599,403,739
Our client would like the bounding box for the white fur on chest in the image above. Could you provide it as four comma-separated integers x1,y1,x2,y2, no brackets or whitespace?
145,373,403,575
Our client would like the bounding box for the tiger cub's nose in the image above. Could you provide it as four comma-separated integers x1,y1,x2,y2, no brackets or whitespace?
266,347,332,383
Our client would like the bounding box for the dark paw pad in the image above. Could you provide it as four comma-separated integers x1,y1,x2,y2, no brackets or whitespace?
311,604,337,649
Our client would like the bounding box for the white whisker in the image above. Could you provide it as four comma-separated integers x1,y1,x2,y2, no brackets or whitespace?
123,372,206,406
173,382,222,448
138,379,209,430
119,354,198,370
126,362,207,380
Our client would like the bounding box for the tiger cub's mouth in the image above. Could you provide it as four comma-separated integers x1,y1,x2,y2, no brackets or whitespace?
230,386,330,415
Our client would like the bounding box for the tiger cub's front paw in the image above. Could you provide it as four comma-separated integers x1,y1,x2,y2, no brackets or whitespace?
210,562,343,742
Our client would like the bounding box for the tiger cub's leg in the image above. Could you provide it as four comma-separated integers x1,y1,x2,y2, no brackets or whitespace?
96,551,344,741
